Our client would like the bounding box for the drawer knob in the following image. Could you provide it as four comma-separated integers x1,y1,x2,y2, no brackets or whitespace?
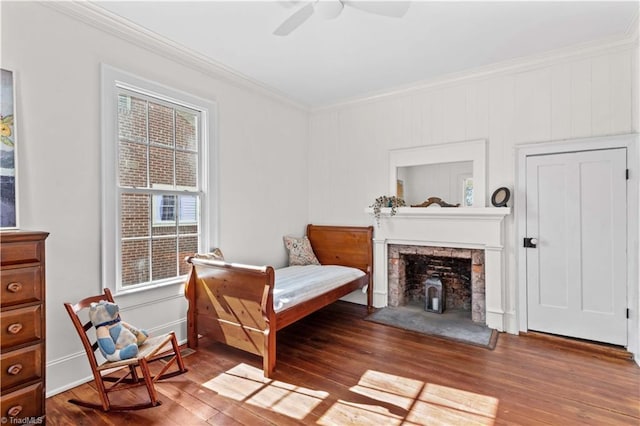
6,282,22,293
7,323,23,335
7,363,23,375
7,405,23,417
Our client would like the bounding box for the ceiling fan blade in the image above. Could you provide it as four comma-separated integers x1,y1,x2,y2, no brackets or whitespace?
344,1,410,18
274,2,315,36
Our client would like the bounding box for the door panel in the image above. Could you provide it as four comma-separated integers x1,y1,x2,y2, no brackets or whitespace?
526,148,627,345
535,161,569,308
579,160,616,314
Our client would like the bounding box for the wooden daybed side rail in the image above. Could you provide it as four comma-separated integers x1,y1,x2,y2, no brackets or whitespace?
184,224,374,377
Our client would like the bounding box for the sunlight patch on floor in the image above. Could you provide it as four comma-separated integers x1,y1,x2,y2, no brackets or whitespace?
203,365,498,425
317,399,408,426
349,370,423,410
202,363,328,420
318,370,498,426
407,382,499,425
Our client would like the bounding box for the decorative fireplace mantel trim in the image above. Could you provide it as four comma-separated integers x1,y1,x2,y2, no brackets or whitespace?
365,206,510,220
367,207,512,333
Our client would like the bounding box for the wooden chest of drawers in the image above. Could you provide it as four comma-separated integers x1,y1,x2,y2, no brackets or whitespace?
1,231,48,423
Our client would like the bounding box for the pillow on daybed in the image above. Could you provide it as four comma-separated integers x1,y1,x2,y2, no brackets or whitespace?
194,248,225,261
283,236,320,266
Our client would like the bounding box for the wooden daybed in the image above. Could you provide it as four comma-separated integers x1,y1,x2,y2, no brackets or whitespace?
184,224,373,377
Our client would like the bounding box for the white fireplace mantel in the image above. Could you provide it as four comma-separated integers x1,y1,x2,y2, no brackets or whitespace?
366,206,512,333
368,207,510,220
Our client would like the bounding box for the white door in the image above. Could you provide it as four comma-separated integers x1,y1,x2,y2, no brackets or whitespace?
526,148,627,345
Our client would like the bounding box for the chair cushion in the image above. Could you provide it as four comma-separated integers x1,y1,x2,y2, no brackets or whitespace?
97,333,174,370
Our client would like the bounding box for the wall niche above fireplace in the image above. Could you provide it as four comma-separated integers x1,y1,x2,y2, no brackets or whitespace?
389,139,487,207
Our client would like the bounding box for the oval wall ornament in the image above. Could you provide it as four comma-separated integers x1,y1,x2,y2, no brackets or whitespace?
491,187,510,207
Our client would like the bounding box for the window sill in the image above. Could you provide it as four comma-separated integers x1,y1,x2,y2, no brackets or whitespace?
108,277,188,309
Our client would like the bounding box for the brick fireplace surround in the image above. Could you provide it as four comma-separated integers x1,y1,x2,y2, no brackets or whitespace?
368,207,510,332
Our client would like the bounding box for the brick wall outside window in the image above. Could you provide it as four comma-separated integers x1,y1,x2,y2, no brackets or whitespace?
117,92,200,287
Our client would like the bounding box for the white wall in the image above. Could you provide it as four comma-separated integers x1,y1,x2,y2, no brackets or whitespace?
308,33,639,327
1,2,309,395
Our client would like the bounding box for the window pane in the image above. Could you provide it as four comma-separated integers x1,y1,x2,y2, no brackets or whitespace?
152,237,177,280
178,195,199,237
178,195,198,223
152,195,177,236
160,195,175,221
118,95,147,144
121,239,149,286
176,111,198,151
153,224,177,237
148,102,174,147
178,235,198,275
149,146,174,187
119,141,148,188
176,151,197,189
121,193,150,238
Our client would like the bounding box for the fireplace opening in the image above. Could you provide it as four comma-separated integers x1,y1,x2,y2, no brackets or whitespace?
388,245,485,324
404,254,472,314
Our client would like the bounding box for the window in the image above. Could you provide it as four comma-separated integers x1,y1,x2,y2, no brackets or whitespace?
152,195,197,225
102,65,216,293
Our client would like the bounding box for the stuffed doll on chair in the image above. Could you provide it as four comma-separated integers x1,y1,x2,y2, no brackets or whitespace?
89,300,149,362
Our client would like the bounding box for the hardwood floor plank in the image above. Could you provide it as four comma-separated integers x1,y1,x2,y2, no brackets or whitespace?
156,380,221,420
206,411,249,426
47,301,640,425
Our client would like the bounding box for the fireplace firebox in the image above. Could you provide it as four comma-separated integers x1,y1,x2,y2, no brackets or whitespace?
388,244,485,323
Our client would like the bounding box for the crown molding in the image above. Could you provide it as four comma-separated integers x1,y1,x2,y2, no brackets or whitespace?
41,1,309,112
313,28,639,112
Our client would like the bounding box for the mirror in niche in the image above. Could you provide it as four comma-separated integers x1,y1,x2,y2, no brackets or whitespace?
389,139,487,207
397,161,473,207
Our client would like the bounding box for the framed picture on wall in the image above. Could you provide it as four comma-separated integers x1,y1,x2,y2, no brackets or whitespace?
1,68,18,228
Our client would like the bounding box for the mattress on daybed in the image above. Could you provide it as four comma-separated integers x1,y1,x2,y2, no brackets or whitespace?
273,265,365,313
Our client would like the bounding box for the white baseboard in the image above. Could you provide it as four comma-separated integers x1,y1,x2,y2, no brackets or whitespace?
486,309,505,333
373,291,388,308
503,311,519,335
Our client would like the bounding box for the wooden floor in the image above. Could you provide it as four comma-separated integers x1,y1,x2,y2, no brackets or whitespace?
47,301,640,425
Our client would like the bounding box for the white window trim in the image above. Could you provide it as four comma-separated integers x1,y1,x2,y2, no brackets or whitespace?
101,64,218,296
